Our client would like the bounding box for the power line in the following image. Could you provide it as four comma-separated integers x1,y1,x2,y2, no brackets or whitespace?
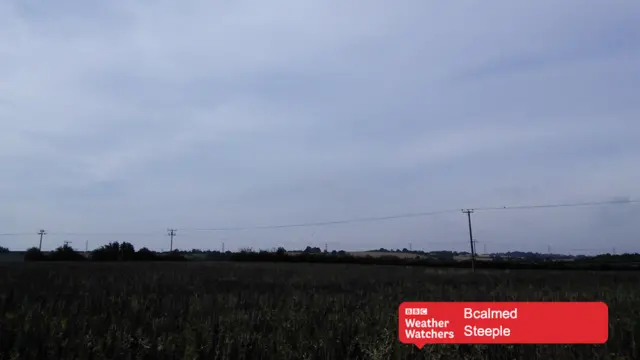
0,198,636,237
47,232,163,236
473,199,639,211
180,209,460,232
180,199,638,232
0,232,163,237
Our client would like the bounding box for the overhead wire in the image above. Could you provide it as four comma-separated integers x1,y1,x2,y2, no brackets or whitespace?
0,232,163,237
179,209,460,232
472,199,639,211
178,199,638,232
0,198,637,236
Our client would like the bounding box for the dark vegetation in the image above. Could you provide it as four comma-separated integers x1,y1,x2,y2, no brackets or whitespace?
13,242,640,271
23,243,187,262
0,262,638,359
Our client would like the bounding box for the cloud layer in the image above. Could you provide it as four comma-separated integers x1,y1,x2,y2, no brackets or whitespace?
2,0,639,253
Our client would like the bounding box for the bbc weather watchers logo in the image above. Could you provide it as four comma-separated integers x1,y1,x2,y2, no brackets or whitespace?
405,307,428,316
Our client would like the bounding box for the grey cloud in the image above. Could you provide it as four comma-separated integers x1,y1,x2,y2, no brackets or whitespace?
455,10,640,81
1,0,639,252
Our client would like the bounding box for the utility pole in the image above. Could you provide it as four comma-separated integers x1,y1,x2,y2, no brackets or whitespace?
168,229,177,252
462,209,476,272
37,229,46,251
409,243,412,251
324,242,328,253
483,243,487,255
222,242,225,253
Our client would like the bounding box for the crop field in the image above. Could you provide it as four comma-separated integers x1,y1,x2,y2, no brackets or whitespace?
286,251,431,259
0,262,638,360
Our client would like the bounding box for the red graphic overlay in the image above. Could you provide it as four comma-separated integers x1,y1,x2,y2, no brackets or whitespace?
398,302,608,348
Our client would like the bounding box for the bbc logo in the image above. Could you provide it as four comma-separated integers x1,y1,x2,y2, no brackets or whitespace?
405,308,428,315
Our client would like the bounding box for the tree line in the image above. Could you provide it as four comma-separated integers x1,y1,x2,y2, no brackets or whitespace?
14,242,640,270
23,243,187,262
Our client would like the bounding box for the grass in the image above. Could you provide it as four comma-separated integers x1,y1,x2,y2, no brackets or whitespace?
0,262,638,359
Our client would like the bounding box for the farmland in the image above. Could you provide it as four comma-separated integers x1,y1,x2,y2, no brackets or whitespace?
0,262,638,359
286,250,431,259
286,250,494,262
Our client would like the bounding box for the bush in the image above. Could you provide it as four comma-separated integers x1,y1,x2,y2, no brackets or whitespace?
24,247,46,262
91,241,137,261
134,247,157,261
48,245,86,261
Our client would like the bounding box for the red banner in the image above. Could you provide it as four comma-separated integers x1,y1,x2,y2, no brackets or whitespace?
398,302,608,347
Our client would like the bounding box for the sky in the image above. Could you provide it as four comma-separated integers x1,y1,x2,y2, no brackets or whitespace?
1,0,639,254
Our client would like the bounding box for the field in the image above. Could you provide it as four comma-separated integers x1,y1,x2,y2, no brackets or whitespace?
345,251,428,259
0,262,638,359
287,251,431,259
285,251,494,262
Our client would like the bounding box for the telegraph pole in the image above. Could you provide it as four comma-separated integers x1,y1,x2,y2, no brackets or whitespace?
38,229,46,251
462,209,476,272
168,229,177,251
38,230,47,251
221,237,227,253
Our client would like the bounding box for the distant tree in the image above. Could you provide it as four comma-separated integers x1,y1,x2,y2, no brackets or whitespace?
24,247,45,261
276,247,286,255
91,242,121,261
91,241,136,261
135,247,156,261
49,244,85,261
0,246,9,253
303,246,322,254
120,242,136,260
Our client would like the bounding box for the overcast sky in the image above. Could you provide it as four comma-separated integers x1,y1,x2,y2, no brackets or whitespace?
1,0,639,254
